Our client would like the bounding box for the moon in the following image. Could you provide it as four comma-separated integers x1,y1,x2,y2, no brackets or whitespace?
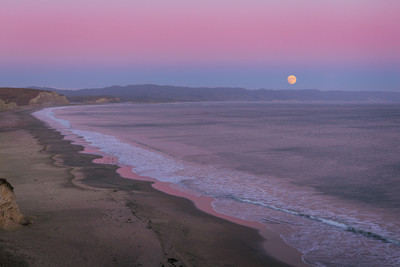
287,75,297,85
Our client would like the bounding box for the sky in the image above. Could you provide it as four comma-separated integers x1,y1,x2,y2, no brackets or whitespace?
1,0,399,91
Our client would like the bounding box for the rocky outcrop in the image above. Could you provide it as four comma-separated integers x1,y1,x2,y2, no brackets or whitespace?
0,178,26,230
85,96,121,104
29,91,70,106
0,99,18,112
0,88,70,111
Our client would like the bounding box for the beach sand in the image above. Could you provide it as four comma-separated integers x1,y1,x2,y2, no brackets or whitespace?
0,109,306,266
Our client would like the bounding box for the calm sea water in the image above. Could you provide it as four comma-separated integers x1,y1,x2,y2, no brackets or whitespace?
34,102,400,266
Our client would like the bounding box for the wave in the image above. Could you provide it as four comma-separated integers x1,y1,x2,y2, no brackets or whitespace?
224,196,400,246
34,107,71,128
34,107,400,247
33,105,400,266
34,107,195,185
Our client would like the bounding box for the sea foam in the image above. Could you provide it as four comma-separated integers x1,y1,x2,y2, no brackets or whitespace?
33,105,400,267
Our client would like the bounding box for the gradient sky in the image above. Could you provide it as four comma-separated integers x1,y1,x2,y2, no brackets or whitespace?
1,0,399,90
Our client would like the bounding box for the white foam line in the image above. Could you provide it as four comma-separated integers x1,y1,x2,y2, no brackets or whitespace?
230,196,400,246
34,106,400,247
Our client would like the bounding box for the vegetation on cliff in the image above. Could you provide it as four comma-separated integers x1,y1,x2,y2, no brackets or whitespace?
0,88,69,111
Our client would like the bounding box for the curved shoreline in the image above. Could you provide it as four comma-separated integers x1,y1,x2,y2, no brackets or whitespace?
0,108,306,266
34,106,308,266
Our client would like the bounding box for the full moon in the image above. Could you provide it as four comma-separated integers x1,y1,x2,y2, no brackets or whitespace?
287,75,297,85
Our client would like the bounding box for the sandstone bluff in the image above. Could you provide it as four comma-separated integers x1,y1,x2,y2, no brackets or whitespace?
0,178,27,230
0,87,69,111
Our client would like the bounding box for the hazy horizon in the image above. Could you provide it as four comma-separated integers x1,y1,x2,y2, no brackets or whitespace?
19,83,400,93
1,0,399,91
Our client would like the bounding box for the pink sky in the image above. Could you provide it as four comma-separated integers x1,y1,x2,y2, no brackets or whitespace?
2,0,399,66
1,0,399,89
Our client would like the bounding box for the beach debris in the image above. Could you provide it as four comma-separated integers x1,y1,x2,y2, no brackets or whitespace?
0,178,28,230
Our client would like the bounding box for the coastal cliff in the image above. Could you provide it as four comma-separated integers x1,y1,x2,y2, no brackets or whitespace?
0,88,69,111
0,99,18,111
0,178,25,230
83,96,121,104
29,91,69,106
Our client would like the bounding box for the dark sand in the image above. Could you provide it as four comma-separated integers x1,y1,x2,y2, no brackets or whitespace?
0,109,306,266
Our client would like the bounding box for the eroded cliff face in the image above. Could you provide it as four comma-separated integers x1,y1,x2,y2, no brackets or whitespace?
85,97,121,104
0,89,70,112
0,178,25,230
0,99,18,112
29,91,70,106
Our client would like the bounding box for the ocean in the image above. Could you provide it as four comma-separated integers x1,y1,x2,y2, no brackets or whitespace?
34,102,400,266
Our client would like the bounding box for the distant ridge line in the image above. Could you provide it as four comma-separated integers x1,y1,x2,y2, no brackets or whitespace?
27,84,400,103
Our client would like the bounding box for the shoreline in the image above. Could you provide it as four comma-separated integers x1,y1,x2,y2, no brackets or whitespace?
108,159,308,267
38,106,308,267
0,109,307,266
37,104,308,266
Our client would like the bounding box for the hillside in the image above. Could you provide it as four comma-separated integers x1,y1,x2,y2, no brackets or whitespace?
0,88,69,111
29,84,400,103
0,88,49,106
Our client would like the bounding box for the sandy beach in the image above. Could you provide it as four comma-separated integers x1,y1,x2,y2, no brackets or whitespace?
0,109,306,267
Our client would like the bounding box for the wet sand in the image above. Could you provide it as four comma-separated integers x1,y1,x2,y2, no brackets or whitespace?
0,109,306,266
